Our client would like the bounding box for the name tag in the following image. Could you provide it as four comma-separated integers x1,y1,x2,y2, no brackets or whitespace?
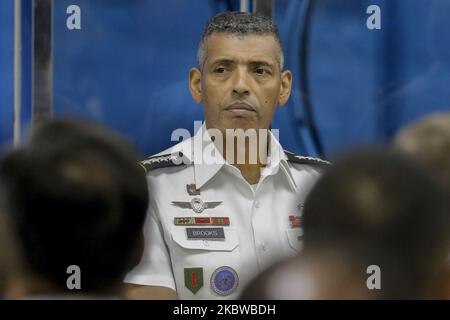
186,227,225,241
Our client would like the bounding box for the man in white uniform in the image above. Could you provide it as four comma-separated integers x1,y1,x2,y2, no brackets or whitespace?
125,12,329,299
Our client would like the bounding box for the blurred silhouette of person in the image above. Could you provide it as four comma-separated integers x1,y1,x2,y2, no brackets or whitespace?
242,149,450,299
241,248,375,300
0,118,148,299
303,149,449,299
394,112,450,192
395,112,450,299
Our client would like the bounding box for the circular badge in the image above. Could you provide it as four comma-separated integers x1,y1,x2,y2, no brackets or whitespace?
211,266,239,296
191,198,205,213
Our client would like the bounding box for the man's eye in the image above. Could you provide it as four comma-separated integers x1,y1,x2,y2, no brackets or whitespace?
255,68,269,75
214,67,227,74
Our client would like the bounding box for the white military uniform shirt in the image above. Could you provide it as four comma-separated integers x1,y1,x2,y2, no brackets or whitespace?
125,124,329,299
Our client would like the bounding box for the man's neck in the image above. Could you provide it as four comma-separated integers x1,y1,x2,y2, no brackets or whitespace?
234,162,263,185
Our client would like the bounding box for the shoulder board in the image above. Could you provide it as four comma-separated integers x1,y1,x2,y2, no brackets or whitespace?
284,150,331,168
139,152,188,173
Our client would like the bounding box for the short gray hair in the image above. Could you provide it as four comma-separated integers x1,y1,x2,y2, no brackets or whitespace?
197,12,284,70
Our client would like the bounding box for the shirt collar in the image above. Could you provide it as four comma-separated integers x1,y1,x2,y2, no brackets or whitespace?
263,130,298,191
191,123,298,191
192,123,226,189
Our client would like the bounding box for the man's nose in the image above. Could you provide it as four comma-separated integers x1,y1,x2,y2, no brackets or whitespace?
232,68,250,96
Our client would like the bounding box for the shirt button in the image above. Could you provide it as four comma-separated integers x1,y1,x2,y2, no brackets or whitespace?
261,243,267,251
203,240,209,247
254,201,260,208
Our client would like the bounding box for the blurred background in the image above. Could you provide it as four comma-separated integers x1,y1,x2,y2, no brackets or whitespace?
1,0,449,158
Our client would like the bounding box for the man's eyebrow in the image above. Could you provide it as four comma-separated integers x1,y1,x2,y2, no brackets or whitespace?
248,60,275,68
210,58,235,66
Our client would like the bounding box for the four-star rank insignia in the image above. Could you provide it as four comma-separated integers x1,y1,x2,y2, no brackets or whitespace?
174,217,230,226
184,268,203,294
172,197,222,213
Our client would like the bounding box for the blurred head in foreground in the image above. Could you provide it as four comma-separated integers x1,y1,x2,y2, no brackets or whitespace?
0,118,148,298
303,149,449,299
242,149,450,299
241,249,373,299
394,112,450,192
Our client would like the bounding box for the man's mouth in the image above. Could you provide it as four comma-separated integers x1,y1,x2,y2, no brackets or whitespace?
225,103,256,115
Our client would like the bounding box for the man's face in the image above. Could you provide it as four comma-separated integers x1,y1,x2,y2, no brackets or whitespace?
189,33,292,132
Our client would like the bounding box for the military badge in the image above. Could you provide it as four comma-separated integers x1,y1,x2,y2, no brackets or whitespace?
172,197,222,213
174,217,230,226
211,266,238,296
184,267,203,294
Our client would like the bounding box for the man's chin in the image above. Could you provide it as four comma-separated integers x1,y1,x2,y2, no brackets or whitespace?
221,118,262,131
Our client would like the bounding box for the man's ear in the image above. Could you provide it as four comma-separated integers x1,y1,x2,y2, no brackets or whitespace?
278,70,292,106
189,68,203,104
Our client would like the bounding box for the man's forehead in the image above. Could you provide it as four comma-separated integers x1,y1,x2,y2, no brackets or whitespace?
204,33,281,63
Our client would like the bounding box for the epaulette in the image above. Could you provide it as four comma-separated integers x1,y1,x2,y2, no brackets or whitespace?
139,152,188,173
284,150,331,168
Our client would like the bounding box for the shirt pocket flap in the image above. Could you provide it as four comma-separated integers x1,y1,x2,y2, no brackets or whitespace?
286,228,304,252
171,227,239,252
